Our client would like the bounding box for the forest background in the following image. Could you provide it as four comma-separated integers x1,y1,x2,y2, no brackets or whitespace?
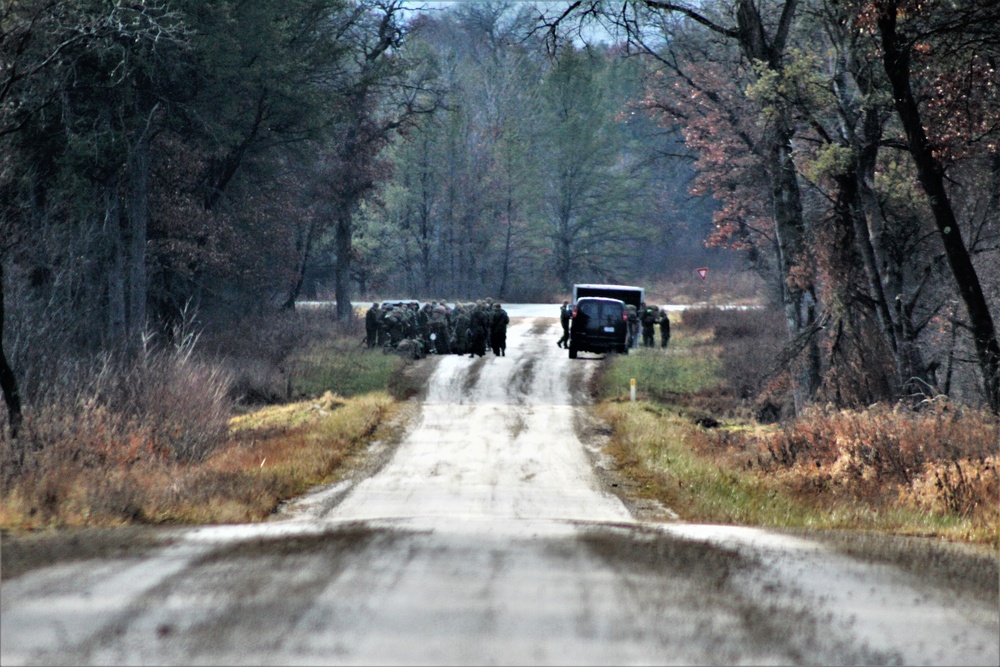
1,1,998,468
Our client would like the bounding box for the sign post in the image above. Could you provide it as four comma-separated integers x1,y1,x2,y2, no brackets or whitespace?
630,378,636,402
696,267,709,305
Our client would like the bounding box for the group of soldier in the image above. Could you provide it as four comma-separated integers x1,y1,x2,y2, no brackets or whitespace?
366,297,671,360
557,301,671,350
364,299,510,359
633,303,671,349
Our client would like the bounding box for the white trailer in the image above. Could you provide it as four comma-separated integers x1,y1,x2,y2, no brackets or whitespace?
571,284,644,310
572,284,645,348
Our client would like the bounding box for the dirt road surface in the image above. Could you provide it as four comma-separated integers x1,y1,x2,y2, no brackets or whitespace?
2,312,998,665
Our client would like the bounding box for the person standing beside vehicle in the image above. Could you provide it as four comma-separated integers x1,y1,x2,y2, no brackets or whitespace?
659,308,671,349
641,304,658,348
557,300,571,348
491,303,510,356
626,304,640,348
365,303,379,348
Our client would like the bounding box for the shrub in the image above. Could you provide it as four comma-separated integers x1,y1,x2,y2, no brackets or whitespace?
0,342,233,488
717,400,999,522
0,307,398,529
664,306,787,413
136,353,233,462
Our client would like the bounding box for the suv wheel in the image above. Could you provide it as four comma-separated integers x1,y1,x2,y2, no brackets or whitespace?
568,344,578,359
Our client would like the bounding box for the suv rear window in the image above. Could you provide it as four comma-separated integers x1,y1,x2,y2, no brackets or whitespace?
575,299,623,327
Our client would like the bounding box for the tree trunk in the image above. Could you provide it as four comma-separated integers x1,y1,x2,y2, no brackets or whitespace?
127,126,150,349
735,0,820,411
770,121,821,410
0,261,23,439
497,194,514,299
104,179,127,349
282,220,317,311
334,207,354,321
556,231,572,292
419,204,432,293
878,5,1000,413
851,106,930,398
850,108,898,352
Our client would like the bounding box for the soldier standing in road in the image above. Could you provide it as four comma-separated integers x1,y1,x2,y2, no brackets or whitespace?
659,308,671,349
365,303,379,348
376,302,391,347
468,301,489,358
626,304,640,348
452,304,471,355
483,298,495,352
490,303,510,356
430,302,451,355
557,300,571,349
641,304,658,347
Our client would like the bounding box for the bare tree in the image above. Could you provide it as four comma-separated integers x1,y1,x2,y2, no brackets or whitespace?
313,0,443,321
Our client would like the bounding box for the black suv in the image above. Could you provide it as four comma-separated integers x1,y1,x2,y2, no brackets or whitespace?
568,297,630,358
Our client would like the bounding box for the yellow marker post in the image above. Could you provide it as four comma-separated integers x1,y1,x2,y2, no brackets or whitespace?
630,378,636,402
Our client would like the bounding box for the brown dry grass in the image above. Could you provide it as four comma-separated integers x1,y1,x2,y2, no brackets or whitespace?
0,307,405,531
700,401,999,534
596,306,1000,547
0,391,396,528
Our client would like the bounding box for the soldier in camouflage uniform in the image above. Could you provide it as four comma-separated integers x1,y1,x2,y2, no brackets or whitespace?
626,304,640,348
419,302,433,342
468,301,489,358
376,302,391,347
430,302,450,354
405,302,420,340
641,304,658,348
658,308,671,349
384,305,404,348
365,303,379,348
490,303,510,356
452,304,471,354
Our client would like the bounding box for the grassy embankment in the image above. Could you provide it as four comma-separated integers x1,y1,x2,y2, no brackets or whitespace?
594,308,999,548
0,315,411,530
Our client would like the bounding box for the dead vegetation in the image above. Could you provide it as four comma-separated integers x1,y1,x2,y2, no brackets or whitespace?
709,401,998,520
0,309,404,530
595,306,1000,547
0,389,396,528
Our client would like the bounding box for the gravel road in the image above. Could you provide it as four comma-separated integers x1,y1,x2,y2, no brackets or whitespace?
2,312,997,665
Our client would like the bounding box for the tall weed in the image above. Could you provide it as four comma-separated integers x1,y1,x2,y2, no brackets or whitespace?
682,306,788,409
0,305,400,529
598,306,999,544
714,400,999,522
